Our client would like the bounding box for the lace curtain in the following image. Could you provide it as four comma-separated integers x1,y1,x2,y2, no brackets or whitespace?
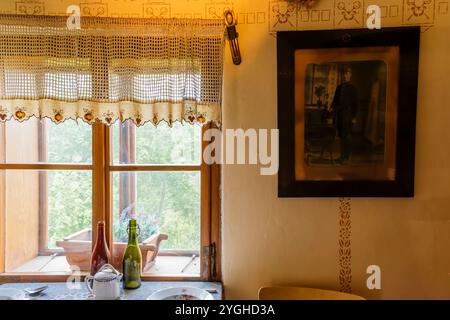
0,15,224,126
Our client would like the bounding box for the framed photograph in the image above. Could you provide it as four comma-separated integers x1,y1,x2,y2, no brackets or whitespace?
277,28,420,197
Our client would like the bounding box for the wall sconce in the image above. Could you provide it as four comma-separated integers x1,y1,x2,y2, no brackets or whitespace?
224,9,241,65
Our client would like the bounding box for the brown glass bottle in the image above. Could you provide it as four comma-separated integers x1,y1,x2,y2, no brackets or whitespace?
90,221,111,275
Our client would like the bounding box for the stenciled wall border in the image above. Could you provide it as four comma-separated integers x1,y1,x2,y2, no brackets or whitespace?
338,198,352,293
2,1,448,34
267,0,448,32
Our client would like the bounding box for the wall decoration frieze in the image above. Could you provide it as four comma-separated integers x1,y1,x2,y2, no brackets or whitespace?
16,1,45,15
143,1,171,18
2,0,447,33
80,2,108,17
338,198,352,293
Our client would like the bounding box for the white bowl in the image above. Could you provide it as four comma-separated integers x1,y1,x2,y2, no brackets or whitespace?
0,288,26,300
146,286,214,300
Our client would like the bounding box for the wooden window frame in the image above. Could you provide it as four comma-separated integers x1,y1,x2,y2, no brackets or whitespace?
0,122,221,283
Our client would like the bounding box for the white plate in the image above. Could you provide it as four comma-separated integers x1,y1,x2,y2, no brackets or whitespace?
0,288,26,300
146,287,214,300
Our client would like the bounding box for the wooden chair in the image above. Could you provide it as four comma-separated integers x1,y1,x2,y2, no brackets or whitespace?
258,286,365,300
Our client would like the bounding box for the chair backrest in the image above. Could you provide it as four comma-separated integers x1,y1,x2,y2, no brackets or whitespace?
258,286,365,300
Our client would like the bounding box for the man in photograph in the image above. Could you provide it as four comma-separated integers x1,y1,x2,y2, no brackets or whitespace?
330,67,359,165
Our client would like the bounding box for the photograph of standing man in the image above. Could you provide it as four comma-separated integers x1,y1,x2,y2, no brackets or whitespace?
330,67,359,165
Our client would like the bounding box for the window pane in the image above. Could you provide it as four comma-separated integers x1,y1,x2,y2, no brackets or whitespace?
112,171,201,276
3,170,92,273
112,120,201,165
46,119,92,163
1,118,92,164
47,171,92,249
112,171,201,251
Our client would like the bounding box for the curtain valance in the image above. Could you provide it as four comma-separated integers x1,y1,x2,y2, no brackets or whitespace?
0,15,225,126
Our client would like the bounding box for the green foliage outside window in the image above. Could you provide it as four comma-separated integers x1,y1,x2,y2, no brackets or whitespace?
46,120,201,251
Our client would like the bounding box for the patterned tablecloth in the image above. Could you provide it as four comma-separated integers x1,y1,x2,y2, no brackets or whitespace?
0,281,222,300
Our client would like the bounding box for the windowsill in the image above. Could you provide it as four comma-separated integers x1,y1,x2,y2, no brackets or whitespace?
144,255,200,277
11,256,69,273
4,255,200,278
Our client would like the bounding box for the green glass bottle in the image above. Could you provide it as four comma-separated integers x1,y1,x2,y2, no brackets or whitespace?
122,219,142,289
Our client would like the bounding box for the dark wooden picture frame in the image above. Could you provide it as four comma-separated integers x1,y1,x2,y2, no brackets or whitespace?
277,27,420,197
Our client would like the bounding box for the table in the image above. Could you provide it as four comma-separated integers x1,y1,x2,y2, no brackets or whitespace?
0,281,223,300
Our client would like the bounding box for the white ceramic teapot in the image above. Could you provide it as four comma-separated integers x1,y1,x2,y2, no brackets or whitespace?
85,264,123,300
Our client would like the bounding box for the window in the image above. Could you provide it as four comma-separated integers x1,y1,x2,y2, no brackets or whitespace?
0,118,220,281
0,17,224,282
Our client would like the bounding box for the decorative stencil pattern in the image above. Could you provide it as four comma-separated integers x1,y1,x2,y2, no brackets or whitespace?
238,11,266,24
143,1,171,18
80,2,108,17
205,1,233,19
335,0,363,27
438,1,449,14
16,1,45,15
269,0,298,32
403,0,435,24
339,198,352,293
2,0,449,33
297,0,334,30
